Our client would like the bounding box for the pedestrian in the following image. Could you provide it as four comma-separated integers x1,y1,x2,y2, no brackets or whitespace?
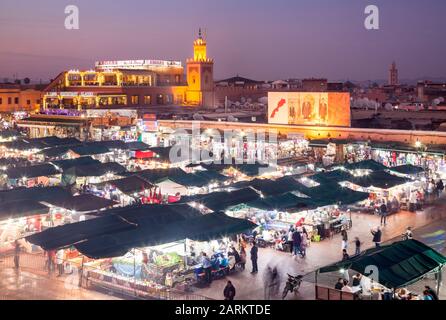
436,179,444,198
379,200,388,226
424,286,438,300
292,229,302,257
354,237,361,255
223,281,236,300
200,252,212,284
250,242,258,274
13,240,21,270
56,249,64,276
47,249,55,274
237,246,246,270
334,278,344,290
422,290,434,300
341,228,348,250
300,234,308,258
409,190,417,212
371,227,382,248
342,249,349,261
270,267,280,298
287,227,294,255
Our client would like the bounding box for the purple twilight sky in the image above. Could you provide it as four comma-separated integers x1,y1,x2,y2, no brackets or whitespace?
0,0,445,82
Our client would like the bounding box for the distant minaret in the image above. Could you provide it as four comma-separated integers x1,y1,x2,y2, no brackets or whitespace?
389,61,398,86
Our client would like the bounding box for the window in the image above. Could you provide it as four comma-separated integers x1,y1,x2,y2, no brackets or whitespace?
27,100,31,105
14,97,19,104
0,98,2,104
144,95,151,105
36,99,40,104
8,97,12,104
131,95,139,105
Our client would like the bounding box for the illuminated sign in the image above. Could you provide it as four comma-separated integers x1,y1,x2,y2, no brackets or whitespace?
45,92,95,98
268,92,351,127
95,59,182,70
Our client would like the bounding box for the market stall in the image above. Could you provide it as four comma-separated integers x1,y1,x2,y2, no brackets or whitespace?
25,205,256,299
316,239,446,300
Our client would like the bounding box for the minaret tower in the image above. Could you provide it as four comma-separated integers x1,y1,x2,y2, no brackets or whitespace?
389,61,398,86
186,28,214,107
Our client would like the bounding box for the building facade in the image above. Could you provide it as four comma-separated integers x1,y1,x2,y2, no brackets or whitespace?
41,30,215,110
0,84,45,113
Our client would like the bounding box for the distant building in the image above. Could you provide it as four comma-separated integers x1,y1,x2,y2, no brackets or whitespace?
389,61,398,86
417,81,446,102
302,78,328,92
215,76,264,89
41,29,215,110
0,83,46,113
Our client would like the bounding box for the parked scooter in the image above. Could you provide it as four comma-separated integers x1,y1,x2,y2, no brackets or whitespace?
282,274,303,299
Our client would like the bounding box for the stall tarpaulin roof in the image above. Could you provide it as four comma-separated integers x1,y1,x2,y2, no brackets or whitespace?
44,194,117,212
64,162,126,177
1,139,47,151
349,170,411,189
0,130,21,139
38,145,73,158
133,168,213,188
181,188,261,211
389,164,424,175
97,175,154,194
75,212,256,258
0,200,50,220
28,208,256,259
26,137,81,147
69,144,110,156
344,160,387,172
125,141,151,151
5,163,60,179
192,170,229,183
25,203,204,252
295,181,369,207
87,140,128,150
318,239,446,289
0,186,71,204
246,192,315,211
148,146,174,162
242,176,304,196
311,170,354,184
51,156,100,170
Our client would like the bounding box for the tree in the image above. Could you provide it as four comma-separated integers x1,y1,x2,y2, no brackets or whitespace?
23,77,31,84
14,79,21,85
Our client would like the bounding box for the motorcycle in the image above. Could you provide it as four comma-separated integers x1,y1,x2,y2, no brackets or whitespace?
282,274,303,299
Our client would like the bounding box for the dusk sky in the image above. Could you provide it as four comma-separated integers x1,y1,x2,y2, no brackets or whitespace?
0,0,445,82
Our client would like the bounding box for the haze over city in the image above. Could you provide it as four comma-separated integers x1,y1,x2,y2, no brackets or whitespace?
1,0,445,82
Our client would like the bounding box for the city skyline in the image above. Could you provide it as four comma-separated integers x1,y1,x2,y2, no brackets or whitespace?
0,0,445,82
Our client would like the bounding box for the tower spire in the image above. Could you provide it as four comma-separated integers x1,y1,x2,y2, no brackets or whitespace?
198,27,202,39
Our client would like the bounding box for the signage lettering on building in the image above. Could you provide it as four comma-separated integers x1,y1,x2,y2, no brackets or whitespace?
95,59,182,70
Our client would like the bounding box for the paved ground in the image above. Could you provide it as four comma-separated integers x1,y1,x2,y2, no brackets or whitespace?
194,195,446,300
1,195,446,300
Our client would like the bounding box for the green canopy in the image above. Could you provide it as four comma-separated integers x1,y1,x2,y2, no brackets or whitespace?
344,160,387,172
246,192,315,211
318,239,446,289
389,164,424,175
